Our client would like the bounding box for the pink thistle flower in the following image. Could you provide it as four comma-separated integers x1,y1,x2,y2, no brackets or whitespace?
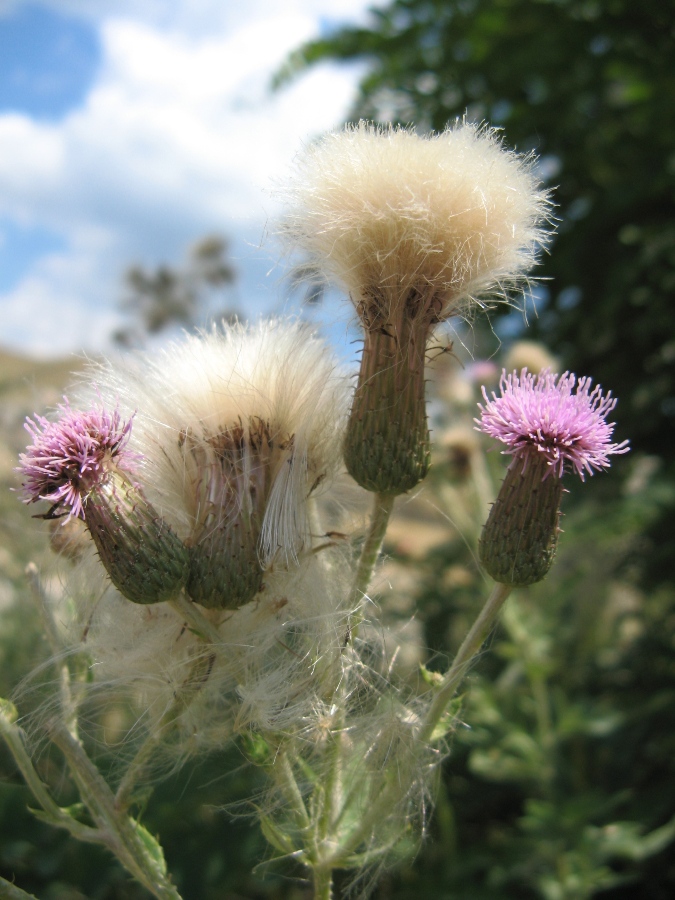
19,399,135,520
476,369,629,480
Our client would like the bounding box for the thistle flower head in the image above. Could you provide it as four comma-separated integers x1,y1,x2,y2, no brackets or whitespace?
19,400,135,520
476,369,630,480
87,319,348,608
282,120,553,325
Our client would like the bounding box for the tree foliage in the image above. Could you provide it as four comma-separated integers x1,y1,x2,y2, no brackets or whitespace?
115,235,237,346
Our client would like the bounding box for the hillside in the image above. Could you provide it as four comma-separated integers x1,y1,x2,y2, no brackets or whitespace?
0,349,86,622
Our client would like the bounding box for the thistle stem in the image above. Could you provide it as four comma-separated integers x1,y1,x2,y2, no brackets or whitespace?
49,720,183,900
332,768,398,864
313,866,333,900
0,701,98,844
349,492,395,633
115,595,220,809
170,593,223,644
331,584,512,867
115,652,216,811
307,491,394,878
26,562,80,737
419,582,512,743
318,725,343,842
274,751,311,835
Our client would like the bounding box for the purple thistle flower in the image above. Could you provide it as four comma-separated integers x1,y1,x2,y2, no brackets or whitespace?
476,369,629,480
19,399,135,520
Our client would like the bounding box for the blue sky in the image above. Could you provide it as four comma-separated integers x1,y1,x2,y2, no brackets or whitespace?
0,4,99,119
0,0,370,357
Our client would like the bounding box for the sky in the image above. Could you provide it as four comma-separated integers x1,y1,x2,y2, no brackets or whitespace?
0,0,372,358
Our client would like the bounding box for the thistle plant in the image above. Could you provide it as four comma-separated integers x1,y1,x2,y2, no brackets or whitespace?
20,400,190,604
282,121,552,497
476,369,630,586
1,121,629,900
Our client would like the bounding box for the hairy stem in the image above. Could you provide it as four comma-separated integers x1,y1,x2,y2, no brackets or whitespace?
349,492,395,633
331,582,512,864
0,701,98,844
26,562,81,737
419,582,512,743
318,724,343,843
304,492,396,877
274,750,311,836
49,721,183,900
170,593,223,644
115,652,215,811
313,865,333,900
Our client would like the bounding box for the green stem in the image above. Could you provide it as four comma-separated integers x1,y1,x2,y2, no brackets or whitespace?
274,751,311,835
49,721,183,900
115,652,215,811
349,492,395,634
304,492,395,876
115,593,219,812
0,701,98,844
334,585,510,866
317,726,343,842
313,865,333,900
25,563,80,738
419,582,512,743
0,875,40,899
170,593,222,644
308,493,395,876
331,772,398,865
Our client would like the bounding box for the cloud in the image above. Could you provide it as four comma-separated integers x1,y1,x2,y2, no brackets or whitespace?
4,0,372,36
0,2,368,357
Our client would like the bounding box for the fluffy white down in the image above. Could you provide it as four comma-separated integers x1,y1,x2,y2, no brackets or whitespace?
83,319,349,564
55,540,353,759
282,120,553,314
53,319,354,756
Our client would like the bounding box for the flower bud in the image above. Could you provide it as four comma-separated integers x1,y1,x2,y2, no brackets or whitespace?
344,303,430,494
19,400,188,604
86,469,189,604
479,456,562,586
476,368,630,586
181,420,272,610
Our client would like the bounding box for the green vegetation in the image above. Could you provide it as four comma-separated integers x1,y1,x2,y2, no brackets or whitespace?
270,0,675,895
2,1,674,895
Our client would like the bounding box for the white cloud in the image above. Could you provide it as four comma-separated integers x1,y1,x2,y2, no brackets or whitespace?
3,0,372,35
0,1,370,357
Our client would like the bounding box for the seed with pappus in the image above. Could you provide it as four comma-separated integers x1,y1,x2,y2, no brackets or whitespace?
19,400,189,604
475,369,629,586
282,121,553,495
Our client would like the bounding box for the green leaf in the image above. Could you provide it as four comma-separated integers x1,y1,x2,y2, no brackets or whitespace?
419,663,444,687
130,818,168,877
258,812,297,856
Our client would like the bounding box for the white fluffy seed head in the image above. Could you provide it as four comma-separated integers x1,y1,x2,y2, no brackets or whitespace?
84,319,349,569
51,537,354,766
281,120,554,319
36,318,353,768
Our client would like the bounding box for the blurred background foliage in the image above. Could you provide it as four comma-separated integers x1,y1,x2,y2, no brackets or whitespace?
113,235,238,349
2,0,675,897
